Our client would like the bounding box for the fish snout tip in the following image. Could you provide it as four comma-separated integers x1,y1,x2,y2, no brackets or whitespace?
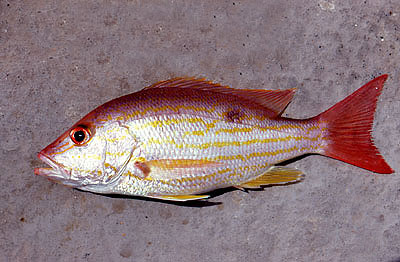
34,151,45,176
37,151,42,159
34,167,41,176
37,150,50,161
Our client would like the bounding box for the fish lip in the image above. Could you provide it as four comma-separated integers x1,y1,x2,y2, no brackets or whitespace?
34,152,71,181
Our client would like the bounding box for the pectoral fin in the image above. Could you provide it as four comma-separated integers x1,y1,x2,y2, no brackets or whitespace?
239,166,304,189
148,194,210,201
143,159,222,180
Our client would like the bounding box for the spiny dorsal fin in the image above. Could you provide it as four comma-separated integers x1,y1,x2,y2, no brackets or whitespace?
146,77,296,117
239,166,304,188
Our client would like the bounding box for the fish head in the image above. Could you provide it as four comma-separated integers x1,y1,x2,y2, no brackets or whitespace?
35,117,137,192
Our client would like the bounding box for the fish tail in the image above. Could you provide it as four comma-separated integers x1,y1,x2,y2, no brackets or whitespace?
317,74,393,174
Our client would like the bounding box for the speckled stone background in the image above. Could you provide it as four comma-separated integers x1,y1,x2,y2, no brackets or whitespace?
1,1,400,261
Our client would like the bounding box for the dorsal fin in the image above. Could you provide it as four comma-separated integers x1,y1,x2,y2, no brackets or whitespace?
145,78,296,117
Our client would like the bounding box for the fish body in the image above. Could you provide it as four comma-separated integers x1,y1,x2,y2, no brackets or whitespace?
35,76,393,201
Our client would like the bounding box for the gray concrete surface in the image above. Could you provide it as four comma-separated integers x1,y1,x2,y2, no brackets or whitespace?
1,0,399,261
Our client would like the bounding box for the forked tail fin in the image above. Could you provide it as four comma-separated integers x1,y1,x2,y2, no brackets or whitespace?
317,74,393,174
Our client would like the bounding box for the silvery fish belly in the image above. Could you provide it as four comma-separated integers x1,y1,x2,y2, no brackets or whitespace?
35,76,393,201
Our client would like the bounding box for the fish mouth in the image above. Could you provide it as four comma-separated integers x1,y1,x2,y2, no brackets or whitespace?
34,152,77,186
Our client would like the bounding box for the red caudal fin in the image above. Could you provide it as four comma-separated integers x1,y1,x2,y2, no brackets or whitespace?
317,75,393,174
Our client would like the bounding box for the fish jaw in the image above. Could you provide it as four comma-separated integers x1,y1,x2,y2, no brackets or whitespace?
34,152,79,187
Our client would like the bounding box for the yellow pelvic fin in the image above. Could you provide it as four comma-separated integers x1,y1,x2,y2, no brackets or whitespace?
148,194,210,202
145,159,221,169
239,166,304,189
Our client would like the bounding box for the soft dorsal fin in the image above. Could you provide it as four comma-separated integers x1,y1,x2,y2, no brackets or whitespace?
145,78,296,117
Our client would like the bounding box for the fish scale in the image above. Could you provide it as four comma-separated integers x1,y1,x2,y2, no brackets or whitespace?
35,76,393,201
114,113,324,195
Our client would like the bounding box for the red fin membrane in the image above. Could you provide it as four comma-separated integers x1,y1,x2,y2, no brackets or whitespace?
318,74,393,174
146,77,296,118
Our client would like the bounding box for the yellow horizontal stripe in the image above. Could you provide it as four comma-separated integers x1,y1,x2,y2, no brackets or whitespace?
183,130,206,137
96,114,113,122
134,117,208,130
71,154,101,161
146,135,322,149
133,116,322,138
105,126,123,134
208,154,246,162
159,168,232,185
126,104,217,120
246,144,320,159
146,159,218,169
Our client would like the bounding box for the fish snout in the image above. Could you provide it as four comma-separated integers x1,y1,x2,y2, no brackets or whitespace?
34,151,71,179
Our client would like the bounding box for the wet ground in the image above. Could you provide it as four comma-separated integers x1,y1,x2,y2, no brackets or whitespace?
1,1,400,261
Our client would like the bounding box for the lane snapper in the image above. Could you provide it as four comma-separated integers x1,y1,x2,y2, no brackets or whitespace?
35,75,394,201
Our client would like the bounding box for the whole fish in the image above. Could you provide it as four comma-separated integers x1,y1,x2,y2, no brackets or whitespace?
35,75,393,201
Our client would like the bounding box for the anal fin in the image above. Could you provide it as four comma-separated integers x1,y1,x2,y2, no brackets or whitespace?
148,194,210,201
240,166,304,189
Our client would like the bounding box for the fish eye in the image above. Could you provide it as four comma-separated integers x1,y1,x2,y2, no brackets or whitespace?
70,126,90,145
